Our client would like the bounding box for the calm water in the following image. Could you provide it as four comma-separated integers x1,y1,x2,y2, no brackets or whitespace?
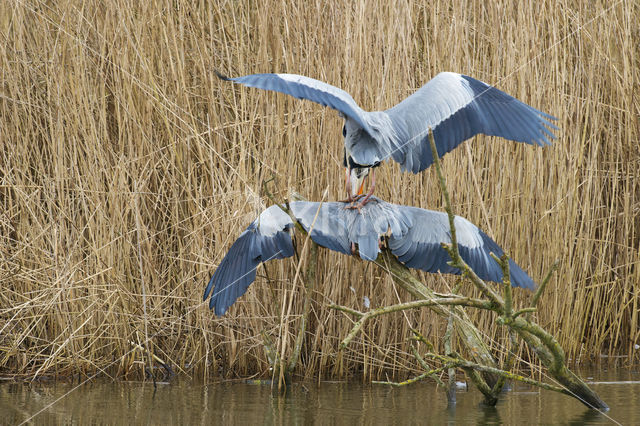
2,369,639,425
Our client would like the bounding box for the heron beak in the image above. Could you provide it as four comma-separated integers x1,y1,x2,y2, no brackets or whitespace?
350,168,368,198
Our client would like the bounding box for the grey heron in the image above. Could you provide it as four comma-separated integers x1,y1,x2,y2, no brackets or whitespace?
216,71,558,207
204,198,535,315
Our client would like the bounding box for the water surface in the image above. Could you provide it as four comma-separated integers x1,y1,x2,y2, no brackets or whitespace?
2,369,638,424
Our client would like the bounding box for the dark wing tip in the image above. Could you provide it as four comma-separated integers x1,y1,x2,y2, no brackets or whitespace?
508,259,537,291
215,70,232,81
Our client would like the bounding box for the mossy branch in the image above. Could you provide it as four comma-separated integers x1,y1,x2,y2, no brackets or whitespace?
428,128,503,307
425,129,608,411
374,249,501,386
330,296,492,349
337,129,607,409
373,363,451,387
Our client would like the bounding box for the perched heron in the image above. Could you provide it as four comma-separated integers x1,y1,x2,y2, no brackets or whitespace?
216,71,558,207
204,197,535,315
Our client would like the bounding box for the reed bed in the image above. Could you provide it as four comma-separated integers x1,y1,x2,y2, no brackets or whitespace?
0,0,638,381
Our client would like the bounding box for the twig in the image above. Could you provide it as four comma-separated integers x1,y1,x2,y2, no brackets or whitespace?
129,340,174,379
374,362,450,387
409,328,435,352
410,346,446,387
491,253,512,317
531,258,561,308
513,307,537,318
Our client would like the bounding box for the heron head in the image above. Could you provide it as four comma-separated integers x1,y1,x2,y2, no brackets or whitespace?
342,116,383,168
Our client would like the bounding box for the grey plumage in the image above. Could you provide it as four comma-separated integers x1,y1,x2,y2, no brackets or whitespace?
218,71,557,173
204,198,535,315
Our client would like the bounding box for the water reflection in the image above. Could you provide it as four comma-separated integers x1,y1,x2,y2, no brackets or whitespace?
1,369,638,424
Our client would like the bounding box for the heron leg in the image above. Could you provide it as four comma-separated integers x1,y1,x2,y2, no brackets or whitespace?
340,167,358,203
350,242,356,255
359,169,376,205
345,167,351,199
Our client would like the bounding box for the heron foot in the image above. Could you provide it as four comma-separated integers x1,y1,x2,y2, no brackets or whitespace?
340,194,365,204
344,195,373,213
344,202,363,214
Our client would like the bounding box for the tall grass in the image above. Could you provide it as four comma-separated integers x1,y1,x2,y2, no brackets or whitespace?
1,0,638,381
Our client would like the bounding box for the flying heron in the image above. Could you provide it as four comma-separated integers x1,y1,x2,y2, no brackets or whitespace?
204,197,535,315
216,71,558,207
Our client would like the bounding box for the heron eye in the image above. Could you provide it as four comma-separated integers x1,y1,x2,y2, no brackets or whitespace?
342,126,347,137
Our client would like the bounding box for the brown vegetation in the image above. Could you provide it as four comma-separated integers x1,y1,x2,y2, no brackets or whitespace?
1,0,638,381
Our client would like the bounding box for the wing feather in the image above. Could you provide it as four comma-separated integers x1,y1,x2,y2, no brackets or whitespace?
220,72,375,136
388,208,536,290
385,72,558,173
204,207,295,315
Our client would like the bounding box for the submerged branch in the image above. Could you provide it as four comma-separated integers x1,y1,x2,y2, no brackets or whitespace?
423,352,569,396
444,305,457,405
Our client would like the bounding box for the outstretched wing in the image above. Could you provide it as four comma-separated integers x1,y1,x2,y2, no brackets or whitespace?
204,201,359,316
388,207,536,290
385,72,558,173
203,205,295,315
205,199,535,316
217,71,375,136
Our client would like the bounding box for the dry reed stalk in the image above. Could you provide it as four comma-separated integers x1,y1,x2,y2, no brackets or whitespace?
0,0,638,381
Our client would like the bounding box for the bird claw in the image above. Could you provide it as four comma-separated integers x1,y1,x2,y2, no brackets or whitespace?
344,195,373,214
340,194,365,204
344,202,363,214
